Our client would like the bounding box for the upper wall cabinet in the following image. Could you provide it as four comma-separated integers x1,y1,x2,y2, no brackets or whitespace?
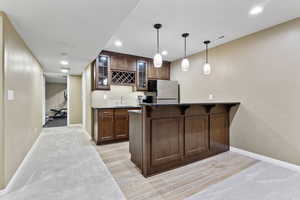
108,51,136,72
136,59,148,91
148,59,170,80
92,51,170,91
92,54,111,90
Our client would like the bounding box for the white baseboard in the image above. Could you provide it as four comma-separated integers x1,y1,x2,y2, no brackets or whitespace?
230,146,300,173
68,123,82,127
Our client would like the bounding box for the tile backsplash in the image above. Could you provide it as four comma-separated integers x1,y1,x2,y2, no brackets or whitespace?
91,85,144,108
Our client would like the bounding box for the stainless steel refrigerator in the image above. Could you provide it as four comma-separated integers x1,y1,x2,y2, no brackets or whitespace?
147,80,179,104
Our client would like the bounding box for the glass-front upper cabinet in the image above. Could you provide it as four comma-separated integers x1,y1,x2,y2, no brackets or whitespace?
136,60,147,91
94,54,110,90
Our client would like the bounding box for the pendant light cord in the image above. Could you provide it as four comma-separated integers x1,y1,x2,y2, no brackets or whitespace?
157,28,159,53
184,37,187,58
206,44,208,63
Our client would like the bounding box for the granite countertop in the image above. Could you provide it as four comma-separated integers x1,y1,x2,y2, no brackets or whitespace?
140,102,240,106
93,105,141,109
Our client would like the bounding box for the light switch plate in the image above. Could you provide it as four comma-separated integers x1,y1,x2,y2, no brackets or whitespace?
209,94,214,100
7,90,15,101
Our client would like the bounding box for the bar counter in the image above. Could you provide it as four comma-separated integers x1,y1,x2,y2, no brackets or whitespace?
129,102,240,177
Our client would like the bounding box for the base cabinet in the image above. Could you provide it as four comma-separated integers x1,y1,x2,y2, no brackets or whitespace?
99,109,114,141
93,108,139,144
114,109,129,139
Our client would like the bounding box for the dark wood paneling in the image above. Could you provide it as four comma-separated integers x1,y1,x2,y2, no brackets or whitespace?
210,112,229,153
129,112,143,169
139,104,237,177
150,117,183,167
185,115,209,157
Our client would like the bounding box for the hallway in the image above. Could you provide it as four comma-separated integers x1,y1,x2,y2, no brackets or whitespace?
1,126,125,200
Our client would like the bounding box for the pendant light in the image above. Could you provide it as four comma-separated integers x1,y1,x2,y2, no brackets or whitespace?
153,24,163,68
203,40,211,75
181,33,190,72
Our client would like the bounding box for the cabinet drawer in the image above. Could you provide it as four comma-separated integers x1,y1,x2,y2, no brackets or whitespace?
100,109,114,117
114,109,129,116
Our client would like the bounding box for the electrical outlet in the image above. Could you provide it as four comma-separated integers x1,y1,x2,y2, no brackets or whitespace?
7,90,15,101
209,94,214,100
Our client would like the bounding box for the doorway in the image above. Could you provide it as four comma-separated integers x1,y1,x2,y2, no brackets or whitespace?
43,73,68,128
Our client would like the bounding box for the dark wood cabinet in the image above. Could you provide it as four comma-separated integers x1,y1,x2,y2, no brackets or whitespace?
136,59,148,91
99,109,114,141
92,51,170,91
105,51,136,72
148,60,170,80
93,108,140,145
92,54,111,90
114,109,129,139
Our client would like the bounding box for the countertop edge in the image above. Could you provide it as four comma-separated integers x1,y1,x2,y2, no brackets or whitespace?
140,102,241,106
92,106,141,109
128,110,142,114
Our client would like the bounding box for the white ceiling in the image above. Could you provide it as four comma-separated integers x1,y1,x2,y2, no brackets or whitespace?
1,0,141,74
105,0,300,61
1,0,300,75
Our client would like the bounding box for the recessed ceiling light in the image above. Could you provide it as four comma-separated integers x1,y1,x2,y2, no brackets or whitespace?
114,40,123,47
249,6,264,16
60,60,69,66
162,50,168,56
60,68,70,73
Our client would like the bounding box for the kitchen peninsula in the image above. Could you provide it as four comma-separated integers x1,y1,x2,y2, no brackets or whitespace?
129,102,240,177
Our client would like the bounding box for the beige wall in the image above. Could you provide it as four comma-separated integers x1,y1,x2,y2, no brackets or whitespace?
0,12,44,188
82,64,92,135
68,75,82,125
46,83,67,116
171,18,300,166
0,15,4,189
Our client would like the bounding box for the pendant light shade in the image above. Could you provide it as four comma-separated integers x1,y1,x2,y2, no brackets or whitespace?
153,24,163,68
203,63,211,75
181,58,190,72
153,53,163,68
181,33,190,72
203,40,211,75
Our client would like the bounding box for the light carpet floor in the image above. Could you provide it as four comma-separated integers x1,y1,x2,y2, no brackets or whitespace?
187,162,300,200
1,126,125,200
